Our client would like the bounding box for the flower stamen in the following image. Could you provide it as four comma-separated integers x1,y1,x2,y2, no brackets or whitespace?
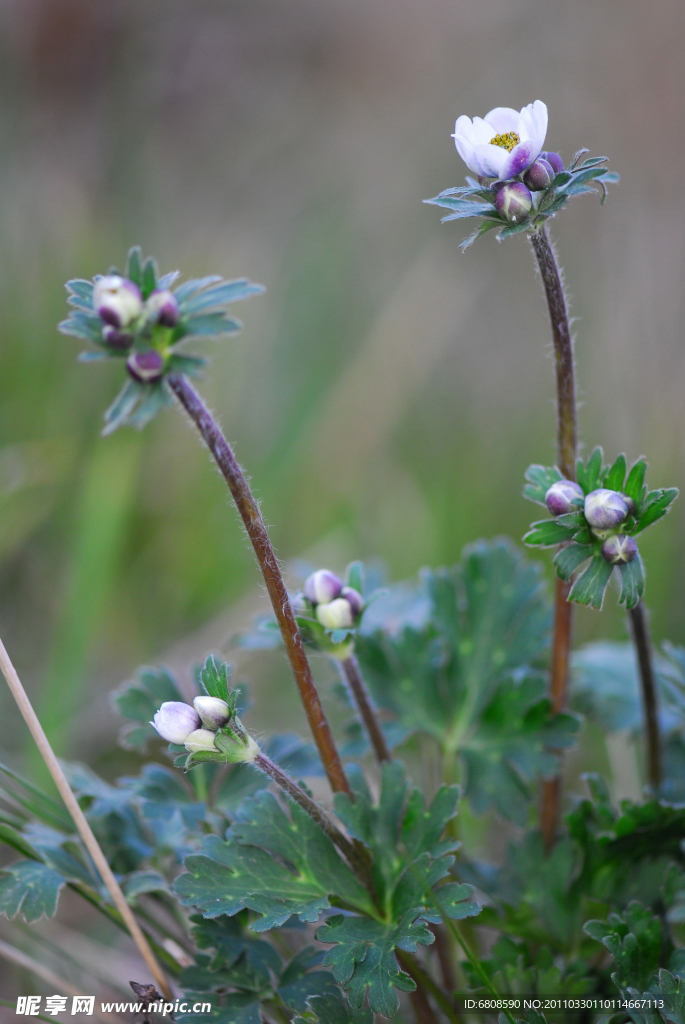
490,131,520,152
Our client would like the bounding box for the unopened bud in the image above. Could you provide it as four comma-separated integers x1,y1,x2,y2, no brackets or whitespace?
93,276,142,328
151,702,200,744
540,151,564,175
316,597,354,631
102,325,134,351
601,534,638,565
545,479,584,517
184,728,219,753
145,290,180,327
304,569,343,606
193,695,230,730
623,494,637,516
523,158,555,191
126,349,165,383
341,586,364,619
494,182,533,223
584,489,629,531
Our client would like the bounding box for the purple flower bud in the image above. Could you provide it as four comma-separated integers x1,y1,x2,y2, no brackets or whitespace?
304,569,343,606
93,276,142,328
523,158,555,191
102,325,134,351
494,182,533,223
126,349,165,383
601,534,638,565
491,180,507,194
316,597,354,631
545,479,584,517
184,728,219,753
193,696,230,730
584,489,629,531
540,151,564,175
145,290,180,327
151,701,201,744
341,586,364,619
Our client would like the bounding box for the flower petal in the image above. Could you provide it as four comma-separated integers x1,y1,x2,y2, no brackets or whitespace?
483,107,520,135
470,116,499,144
466,143,508,178
518,100,548,148
500,139,540,179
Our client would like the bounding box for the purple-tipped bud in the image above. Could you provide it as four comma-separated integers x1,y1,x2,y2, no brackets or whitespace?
151,701,201,744
491,180,507,194
316,597,354,631
184,728,219,753
93,275,142,328
541,151,564,175
304,569,343,606
193,696,230,730
102,325,134,351
341,586,364,619
145,289,180,327
126,349,165,383
545,479,584,517
494,182,533,224
601,534,638,565
584,489,629,531
523,158,555,192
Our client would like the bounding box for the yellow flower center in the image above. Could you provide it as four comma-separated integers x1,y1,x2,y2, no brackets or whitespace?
489,131,520,152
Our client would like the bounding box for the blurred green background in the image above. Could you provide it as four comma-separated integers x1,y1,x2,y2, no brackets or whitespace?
0,0,684,772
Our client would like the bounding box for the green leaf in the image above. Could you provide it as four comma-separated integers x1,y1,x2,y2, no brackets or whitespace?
178,313,243,338
127,382,173,430
293,991,373,1024
279,947,340,1011
634,489,678,533
173,791,374,929
430,881,481,920
523,520,576,547
0,824,41,861
553,543,594,581
66,278,94,302
142,256,159,299
603,453,627,492
173,275,223,303
181,280,265,315
577,446,603,494
102,379,145,437
346,561,365,596
317,910,431,1017
624,458,648,507
125,246,143,287
497,221,532,239
424,195,496,216
583,901,662,990
523,464,562,506
460,219,500,250
58,315,102,342
657,970,685,1024
0,860,67,922
200,655,232,702
618,555,645,609
568,554,613,609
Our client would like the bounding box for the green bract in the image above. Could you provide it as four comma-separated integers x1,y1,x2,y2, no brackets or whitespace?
523,448,678,609
425,150,619,250
59,246,264,434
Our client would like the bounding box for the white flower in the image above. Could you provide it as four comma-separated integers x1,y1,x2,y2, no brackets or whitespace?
151,701,200,744
452,101,548,180
93,275,142,328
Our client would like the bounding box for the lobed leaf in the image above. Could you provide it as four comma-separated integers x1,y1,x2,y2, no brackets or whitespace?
523,520,576,547
553,543,594,582
0,860,67,922
523,464,562,506
568,554,613,609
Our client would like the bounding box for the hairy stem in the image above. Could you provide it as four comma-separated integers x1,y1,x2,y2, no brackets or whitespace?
530,226,577,849
253,752,371,884
0,637,172,998
338,654,391,764
628,600,662,790
168,373,350,797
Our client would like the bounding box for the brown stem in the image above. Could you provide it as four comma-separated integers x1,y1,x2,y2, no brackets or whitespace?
168,373,351,797
339,654,391,764
253,752,371,883
431,923,456,995
530,227,577,851
628,600,662,790
396,950,450,1024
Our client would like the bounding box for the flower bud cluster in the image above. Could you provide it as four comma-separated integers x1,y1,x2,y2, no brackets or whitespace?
544,479,638,565
91,274,182,382
303,569,364,631
151,695,258,763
